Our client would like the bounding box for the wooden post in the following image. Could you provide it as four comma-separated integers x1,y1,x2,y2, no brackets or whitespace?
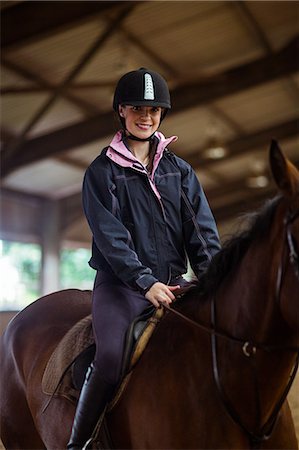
40,199,61,295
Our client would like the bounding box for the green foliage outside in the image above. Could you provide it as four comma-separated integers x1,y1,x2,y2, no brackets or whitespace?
0,240,94,310
60,248,94,290
0,240,41,309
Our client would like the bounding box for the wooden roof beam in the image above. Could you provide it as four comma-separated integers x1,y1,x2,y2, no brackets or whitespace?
171,36,298,111
186,117,299,170
1,1,127,49
58,154,299,231
2,36,298,177
1,58,100,115
2,4,136,163
231,2,273,54
208,153,299,201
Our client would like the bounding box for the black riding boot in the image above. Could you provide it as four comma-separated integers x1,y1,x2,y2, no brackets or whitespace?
67,362,116,450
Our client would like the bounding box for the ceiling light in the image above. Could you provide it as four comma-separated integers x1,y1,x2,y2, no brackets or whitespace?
203,145,227,160
246,175,269,189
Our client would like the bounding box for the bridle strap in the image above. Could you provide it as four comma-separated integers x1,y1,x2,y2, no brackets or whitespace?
161,207,299,446
286,208,299,278
162,303,299,353
163,298,299,448
210,294,299,448
276,207,299,304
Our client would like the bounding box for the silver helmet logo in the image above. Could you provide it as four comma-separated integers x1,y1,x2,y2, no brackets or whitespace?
144,73,154,100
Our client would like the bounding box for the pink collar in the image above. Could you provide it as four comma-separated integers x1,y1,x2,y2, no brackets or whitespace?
106,131,178,177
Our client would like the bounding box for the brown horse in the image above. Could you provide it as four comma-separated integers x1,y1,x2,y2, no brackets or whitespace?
1,141,298,450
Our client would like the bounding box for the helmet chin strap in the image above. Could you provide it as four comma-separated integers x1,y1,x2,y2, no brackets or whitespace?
126,132,155,142
120,120,156,142
119,115,156,142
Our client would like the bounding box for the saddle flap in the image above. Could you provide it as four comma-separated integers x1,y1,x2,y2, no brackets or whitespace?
42,315,94,398
42,306,164,408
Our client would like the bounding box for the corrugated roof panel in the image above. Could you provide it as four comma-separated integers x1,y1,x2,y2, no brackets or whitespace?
125,1,223,36
214,78,298,133
68,138,112,166
140,3,264,74
1,66,35,88
246,1,299,50
3,159,84,198
1,92,49,133
76,32,167,83
70,86,114,112
1,1,298,231
207,135,299,182
4,19,108,83
161,106,237,155
28,98,86,138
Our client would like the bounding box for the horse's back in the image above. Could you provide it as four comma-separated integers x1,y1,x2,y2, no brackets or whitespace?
5,288,91,329
1,289,92,378
0,289,92,449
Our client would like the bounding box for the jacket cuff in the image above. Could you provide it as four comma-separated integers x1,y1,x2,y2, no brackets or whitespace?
135,274,158,295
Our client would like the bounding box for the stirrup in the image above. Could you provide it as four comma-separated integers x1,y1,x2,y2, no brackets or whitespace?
82,439,92,450
82,406,107,450
82,440,92,450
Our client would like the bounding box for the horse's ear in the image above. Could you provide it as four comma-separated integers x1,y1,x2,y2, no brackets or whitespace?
269,139,299,197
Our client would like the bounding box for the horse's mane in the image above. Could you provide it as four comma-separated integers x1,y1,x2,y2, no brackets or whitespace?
197,195,282,298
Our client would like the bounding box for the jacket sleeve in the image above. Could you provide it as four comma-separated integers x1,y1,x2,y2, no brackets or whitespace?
82,161,158,292
180,162,221,278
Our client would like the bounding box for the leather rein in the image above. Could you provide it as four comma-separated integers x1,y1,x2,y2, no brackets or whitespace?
163,207,299,449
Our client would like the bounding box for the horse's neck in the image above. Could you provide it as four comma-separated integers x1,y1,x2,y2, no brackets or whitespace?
210,233,297,430
218,235,282,341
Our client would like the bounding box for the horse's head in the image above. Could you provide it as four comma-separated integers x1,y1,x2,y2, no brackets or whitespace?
270,140,299,333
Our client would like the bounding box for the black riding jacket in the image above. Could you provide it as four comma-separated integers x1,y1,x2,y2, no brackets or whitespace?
83,131,221,293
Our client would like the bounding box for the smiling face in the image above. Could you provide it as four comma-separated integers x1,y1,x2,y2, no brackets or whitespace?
119,105,163,139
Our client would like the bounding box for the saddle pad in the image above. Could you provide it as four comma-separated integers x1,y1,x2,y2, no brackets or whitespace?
42,315,94,397
42,307,165,407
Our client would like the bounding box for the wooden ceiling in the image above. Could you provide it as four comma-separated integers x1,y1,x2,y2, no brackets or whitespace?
1,1,298,242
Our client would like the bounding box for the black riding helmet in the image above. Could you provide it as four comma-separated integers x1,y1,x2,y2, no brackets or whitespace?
113,68,171,141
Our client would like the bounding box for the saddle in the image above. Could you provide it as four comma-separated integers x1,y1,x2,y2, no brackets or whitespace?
42,284,195,448
42,306,163,406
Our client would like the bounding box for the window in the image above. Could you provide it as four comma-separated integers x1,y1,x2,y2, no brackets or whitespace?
0,241,94,312
0,240,41,311
60,247,94,290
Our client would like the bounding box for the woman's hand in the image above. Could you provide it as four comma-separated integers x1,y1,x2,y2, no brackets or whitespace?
145,282,180,308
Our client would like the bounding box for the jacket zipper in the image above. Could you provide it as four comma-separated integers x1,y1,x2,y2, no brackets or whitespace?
147,180,165,281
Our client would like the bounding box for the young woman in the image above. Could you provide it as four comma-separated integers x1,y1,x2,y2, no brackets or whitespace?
67,68,221,449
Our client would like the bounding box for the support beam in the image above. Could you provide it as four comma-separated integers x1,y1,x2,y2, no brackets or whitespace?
3,4,135,163
2,36,298,177
210,156,299,221
40,200,61,295
1,80,116,95
231,2,273,53
56,139,299,236
170,36,298,110
1,111,113,177
1,58,101,115
119,26,178,77
188,117,299,170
